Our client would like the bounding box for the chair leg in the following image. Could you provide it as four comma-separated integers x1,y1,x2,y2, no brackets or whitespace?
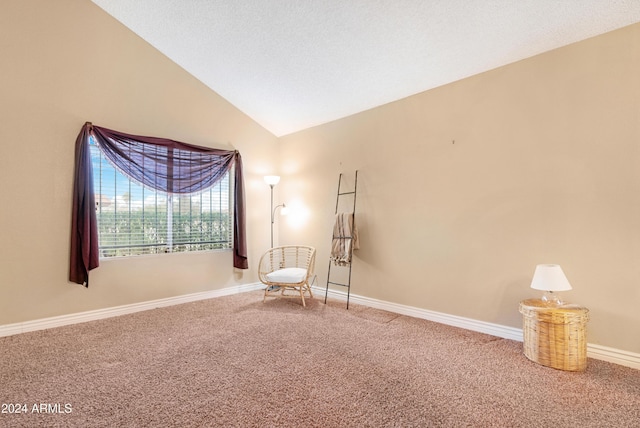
307,281,314,299
298,286,306,307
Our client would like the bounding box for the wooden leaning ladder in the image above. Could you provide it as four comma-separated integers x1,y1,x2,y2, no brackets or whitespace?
324,170,358,309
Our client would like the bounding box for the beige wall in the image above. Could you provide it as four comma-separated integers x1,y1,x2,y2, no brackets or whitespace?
279,23,640,354
0,0,279,324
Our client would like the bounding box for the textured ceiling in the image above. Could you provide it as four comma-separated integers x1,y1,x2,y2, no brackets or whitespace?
91,0,640,137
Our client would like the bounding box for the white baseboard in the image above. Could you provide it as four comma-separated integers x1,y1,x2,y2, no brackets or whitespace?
586,344,640,370
0,282,264,338
317,286,640,370
2,283,638,370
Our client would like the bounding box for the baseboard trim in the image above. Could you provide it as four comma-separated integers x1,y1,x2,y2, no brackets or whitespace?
0,282,264,338
586,344,640,370
317,286,640,370
3,283,638,370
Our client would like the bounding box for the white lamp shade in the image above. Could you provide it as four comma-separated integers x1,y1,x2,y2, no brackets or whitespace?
530,264,572,292
264,175,280,186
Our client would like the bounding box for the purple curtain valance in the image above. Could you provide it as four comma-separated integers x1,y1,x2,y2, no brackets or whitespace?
70,122,248,287
92,125,236,195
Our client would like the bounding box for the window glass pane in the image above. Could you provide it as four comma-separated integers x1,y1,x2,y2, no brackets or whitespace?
89,139,231,257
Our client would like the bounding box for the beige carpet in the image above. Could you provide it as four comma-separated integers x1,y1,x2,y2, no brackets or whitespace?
1,291,638,427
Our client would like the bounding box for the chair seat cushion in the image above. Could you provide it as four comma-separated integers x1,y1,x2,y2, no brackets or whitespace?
265,267,307,284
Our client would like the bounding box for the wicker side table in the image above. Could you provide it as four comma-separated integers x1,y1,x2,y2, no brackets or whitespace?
519,299,589,371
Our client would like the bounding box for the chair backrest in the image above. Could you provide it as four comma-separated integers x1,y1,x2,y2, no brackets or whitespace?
259,245,316,279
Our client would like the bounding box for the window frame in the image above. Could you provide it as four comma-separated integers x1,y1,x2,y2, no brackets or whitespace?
90,139,233,258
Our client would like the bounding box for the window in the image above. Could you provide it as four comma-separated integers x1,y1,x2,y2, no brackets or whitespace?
90,139,232,257
70,122,247,286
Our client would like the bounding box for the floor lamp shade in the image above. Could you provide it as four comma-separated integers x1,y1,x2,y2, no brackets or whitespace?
264,175,280,186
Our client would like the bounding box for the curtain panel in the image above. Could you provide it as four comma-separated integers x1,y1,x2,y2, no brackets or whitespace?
70,122,248,286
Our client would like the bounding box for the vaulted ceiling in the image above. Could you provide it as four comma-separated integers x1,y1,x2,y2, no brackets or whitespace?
91,1,640,136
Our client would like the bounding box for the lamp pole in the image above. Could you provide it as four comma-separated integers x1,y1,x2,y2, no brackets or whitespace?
264,175,282,248
269,183,275,248
271,202,286,248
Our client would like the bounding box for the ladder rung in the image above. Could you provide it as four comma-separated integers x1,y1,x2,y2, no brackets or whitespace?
327,281,350,287
337,191,356,196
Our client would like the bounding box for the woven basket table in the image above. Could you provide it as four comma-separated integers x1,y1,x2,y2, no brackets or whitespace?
519,299,589,371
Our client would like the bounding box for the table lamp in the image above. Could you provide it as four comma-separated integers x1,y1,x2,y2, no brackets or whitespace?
530,264,572,306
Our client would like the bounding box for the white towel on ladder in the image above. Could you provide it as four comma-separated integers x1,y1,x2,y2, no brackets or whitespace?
330,213,359,266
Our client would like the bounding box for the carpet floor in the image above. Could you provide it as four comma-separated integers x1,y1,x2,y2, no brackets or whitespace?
1,291,639,427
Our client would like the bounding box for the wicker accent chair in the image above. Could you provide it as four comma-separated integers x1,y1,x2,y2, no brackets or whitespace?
259,245,316,307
